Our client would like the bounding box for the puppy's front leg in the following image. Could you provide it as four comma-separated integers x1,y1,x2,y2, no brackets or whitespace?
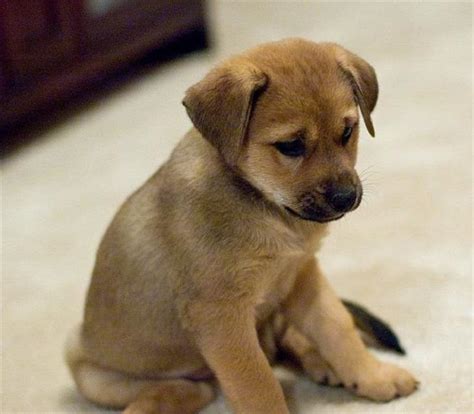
186,301,289,414
284,258,418,402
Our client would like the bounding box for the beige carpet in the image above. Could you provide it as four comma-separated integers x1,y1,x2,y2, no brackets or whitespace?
2,2,472,413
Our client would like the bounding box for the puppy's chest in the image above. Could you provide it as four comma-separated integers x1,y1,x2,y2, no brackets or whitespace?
250,223,325,321
253,256,303,321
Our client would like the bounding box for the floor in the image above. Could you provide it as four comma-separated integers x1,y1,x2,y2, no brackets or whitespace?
2,2,472,413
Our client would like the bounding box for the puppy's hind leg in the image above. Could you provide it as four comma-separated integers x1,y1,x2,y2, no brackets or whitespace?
123,379,215,414
71,362,214,413
275,320,342,387
65,327,215,413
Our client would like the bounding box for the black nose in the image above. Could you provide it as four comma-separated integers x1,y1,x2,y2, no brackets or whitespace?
327,186,357,212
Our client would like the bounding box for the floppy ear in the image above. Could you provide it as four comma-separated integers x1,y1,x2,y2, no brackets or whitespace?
182,60,268,165
327,44,378,137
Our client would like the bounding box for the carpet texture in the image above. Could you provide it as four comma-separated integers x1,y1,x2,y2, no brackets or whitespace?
2,2,472,413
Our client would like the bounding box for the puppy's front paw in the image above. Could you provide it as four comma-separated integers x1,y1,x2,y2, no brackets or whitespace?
342,359,419,402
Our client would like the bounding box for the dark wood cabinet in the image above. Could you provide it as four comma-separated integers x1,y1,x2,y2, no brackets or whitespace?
0,0,207,129
1,0,80,80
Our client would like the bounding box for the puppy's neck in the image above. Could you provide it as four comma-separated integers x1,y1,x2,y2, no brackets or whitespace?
230,166,330,253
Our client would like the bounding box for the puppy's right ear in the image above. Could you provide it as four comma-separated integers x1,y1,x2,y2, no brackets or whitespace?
182,60,267,166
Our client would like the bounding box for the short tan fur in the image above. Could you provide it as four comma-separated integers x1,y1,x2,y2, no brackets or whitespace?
65,39,417,414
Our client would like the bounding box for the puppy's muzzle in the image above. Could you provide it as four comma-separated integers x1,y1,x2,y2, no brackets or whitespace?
287,182,362,223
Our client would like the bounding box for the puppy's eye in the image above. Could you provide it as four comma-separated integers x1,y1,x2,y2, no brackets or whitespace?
341,126,353,145
273,138,305,157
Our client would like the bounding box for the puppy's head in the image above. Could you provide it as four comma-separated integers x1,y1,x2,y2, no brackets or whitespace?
183,39,378,223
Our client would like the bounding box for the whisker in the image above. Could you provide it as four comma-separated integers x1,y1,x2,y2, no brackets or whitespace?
357,165,382,207
358,165,375,175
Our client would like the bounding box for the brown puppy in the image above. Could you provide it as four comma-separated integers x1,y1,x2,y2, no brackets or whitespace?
65,39,418,414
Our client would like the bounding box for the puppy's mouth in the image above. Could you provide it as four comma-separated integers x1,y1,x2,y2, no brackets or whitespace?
283,184,363,223
284,206,345,223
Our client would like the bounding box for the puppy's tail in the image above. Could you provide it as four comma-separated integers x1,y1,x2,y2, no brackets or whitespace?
343,299,406,355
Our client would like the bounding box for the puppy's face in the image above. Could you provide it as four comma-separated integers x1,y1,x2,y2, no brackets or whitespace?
241,61,362,222
183,39,378,223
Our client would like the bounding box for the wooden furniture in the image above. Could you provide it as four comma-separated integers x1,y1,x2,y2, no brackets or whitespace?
0,0,207,129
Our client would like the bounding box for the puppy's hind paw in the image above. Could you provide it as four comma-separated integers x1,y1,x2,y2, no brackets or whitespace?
301,351,341,387
123,400,157,414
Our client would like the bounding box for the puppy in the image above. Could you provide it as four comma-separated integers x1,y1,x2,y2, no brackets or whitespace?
65,38,418,414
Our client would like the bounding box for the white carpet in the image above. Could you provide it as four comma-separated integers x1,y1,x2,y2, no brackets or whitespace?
2,2,472,413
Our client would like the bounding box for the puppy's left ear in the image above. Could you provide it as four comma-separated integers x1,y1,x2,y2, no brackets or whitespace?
182,60,267,165
326,43,378,137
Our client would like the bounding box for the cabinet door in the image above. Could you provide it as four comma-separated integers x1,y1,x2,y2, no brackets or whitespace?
1,0,80,83
0,17,8,95
0,64,5,95
80,0,202,56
